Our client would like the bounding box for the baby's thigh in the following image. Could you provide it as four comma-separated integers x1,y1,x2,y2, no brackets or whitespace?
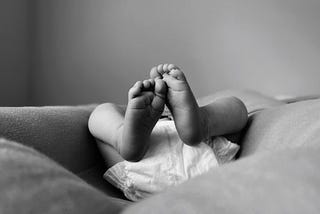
197,89,283,113
96,140,124,169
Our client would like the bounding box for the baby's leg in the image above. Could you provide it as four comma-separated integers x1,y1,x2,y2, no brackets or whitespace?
200,97,248,138
121,79,167,161
89,79,167,163
88,103,126,167
150,64,202,145
150,64,248,143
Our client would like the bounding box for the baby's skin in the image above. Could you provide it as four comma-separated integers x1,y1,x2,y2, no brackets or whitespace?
88,63,248,163
121,78,167,161
150,64,203,145
120,64,204,161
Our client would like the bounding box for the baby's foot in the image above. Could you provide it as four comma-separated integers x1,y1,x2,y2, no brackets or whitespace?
150,64,203,145
120,79,167,161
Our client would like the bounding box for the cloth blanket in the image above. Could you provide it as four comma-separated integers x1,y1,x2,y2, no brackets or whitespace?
0,138,129,214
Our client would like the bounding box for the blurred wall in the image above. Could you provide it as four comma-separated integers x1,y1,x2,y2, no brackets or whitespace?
31,0,320,105
0,0,31,106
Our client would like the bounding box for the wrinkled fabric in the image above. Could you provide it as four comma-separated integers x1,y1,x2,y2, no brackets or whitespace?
104,121,239,201
0,138,129,214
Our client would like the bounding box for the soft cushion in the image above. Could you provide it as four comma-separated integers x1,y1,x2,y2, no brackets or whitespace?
0,105,127,199
0,105,98,174
123,147,320,214
0,138,130,214
240,99,320,157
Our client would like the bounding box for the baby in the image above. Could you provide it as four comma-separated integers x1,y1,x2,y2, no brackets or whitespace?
88,64,248,201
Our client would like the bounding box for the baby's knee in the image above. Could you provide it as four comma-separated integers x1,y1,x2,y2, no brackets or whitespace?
94,103,126,114
88,103,123,131
227,96,248,127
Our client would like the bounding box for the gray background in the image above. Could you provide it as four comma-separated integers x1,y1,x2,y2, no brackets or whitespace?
1,0,320,106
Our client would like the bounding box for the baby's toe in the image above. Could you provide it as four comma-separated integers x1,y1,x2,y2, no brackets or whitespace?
150,66,163,79
163,63,173,72
142,80,151,89
155,64,171,76
154,79,167,99
157,64,164,73
167,64,179,71
150,64,180,79
159,63,178,74
143,79,156,91
128,81,143,99
168,68,187,81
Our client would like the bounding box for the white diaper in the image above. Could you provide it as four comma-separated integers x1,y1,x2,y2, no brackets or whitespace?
104,120,239,201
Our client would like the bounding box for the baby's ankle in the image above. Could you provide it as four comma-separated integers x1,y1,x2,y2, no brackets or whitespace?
115,123,124,153
199,107,211,141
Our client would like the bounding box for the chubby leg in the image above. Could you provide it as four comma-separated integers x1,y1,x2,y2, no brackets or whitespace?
121,79,167,161
89,79,167,163
199,96,248,139
88,103,126,167
150,64,202,145
150,64,248,143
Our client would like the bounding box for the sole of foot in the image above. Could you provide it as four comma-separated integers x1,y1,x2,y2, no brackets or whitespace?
150,64,203,145
121,78,167,161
